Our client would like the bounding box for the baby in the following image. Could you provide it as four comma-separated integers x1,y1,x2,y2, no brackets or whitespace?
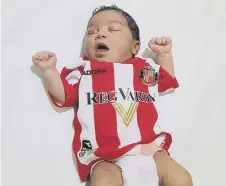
32,5,193,186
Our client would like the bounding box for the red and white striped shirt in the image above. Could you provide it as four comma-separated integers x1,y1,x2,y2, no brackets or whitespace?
49,57,179,182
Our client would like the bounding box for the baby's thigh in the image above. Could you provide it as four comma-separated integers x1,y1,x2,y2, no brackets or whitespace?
117,156,159,186
90,161,123,186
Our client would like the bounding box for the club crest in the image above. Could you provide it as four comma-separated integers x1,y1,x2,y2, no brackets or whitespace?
78,151,86,158
139,64,159,86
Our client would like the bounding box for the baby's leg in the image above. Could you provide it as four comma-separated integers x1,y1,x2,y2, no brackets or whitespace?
90,161,123,186
154,151,193,186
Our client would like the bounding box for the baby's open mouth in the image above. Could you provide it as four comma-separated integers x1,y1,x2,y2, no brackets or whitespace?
96,43,109,53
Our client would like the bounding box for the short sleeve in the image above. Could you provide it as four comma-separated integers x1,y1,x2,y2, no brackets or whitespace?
49,62,85,108
158,66,179,94
145,58,179,95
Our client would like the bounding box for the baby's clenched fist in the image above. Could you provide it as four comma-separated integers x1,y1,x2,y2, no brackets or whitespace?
32,51,57,72
148,36,172,55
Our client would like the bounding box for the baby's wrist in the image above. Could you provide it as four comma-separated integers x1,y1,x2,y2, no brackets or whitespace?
42,66,57,74
156,52,172,57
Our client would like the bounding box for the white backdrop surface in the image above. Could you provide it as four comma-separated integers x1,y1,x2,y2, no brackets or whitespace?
2,0,226,186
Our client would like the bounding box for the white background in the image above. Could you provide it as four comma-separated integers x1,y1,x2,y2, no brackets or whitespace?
2,0,226,185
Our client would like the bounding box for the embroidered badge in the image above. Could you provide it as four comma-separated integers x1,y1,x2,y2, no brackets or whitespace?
139,64,159,86
81,140,92,150
78,140,93,158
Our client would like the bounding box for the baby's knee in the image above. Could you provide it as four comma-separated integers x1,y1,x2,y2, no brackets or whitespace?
90,161,123,186
173,169,193,186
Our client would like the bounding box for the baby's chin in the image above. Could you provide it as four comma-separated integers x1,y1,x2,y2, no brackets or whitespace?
85,52,125,63
89,54,118,63
95,57,123,63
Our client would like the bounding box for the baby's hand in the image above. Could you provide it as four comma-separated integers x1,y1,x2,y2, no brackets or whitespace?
148,36,172,55
32,51,57,72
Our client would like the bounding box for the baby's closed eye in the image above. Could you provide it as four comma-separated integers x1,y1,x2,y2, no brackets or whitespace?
86,28,97,35
108,24,121,32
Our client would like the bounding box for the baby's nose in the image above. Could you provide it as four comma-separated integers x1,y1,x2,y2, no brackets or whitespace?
95,28,107,39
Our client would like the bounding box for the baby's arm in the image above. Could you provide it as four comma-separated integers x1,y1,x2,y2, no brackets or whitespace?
156,52,174,77
148,37,178,94
32,51,65,104
149,36,175,77
43,68,65,104
32,51,83,107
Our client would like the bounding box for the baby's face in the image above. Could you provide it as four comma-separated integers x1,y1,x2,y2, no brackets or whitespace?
83,10,139,63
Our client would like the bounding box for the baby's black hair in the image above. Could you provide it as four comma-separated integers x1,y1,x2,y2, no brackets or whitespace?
90,4,140,43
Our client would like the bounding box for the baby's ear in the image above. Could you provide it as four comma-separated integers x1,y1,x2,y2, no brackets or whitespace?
132,40,140,55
